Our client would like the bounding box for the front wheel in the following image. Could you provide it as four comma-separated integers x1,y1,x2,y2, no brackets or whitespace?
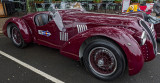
83,39,126,80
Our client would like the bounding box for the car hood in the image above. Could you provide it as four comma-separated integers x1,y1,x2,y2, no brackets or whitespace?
21,10,144,35
63,10,144,34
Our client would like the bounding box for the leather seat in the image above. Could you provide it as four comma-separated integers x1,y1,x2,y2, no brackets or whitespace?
42,14,49,25
35,14,49,26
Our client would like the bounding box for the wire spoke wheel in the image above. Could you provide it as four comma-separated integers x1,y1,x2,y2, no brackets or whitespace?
83,39,126,80
12,27,22,46
10,24,27,48
89,47,117,76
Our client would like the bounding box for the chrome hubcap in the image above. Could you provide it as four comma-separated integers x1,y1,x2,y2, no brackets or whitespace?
97,59,104,67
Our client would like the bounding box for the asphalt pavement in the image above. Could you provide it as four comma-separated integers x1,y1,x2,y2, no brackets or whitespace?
0,35,160,83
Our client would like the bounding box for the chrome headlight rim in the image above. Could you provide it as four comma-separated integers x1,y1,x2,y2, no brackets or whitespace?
150,23,154,32
140,31,147,45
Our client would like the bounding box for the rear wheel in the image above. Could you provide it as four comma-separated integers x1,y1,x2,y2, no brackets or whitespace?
83,39,126,80
11,24,27,48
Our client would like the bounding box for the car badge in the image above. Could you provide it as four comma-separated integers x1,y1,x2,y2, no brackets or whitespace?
38,30,51,37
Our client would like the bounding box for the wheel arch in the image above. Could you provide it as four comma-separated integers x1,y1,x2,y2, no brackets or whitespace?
5,18,32,43
79,35,127,63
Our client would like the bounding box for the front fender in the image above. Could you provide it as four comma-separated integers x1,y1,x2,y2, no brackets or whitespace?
61,27,144,76
3,17,32,43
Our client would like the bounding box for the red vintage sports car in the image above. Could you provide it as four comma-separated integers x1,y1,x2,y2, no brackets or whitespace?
2,8,157,80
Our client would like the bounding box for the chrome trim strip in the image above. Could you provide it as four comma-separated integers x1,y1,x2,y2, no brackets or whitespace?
80,25,82,32
77,25,79,33
65,33,67,41
84,25,86,30
61,51,79,57
85,25,88,30
66,33,68,41
77,25,88,33
78,25,81,33
64,32,65,41
60,32,61,40
38,39,61,47
63,32,65,40
62,32,63,40
82,25,84,31
60,32,68,41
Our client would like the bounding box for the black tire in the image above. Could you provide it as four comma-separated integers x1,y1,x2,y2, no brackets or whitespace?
83,39,126,80
10,24,27,48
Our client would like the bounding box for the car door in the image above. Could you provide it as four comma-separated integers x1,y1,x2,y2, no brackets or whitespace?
34,13,61,48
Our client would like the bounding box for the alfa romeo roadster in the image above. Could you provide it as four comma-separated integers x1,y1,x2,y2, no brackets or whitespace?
2,6,157,80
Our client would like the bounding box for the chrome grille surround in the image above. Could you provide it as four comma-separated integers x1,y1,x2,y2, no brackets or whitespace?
139,20,157,55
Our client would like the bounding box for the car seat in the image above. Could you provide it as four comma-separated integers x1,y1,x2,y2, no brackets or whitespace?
35,14,49,26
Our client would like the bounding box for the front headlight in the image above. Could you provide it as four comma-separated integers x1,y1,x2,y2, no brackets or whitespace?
141,31,147,45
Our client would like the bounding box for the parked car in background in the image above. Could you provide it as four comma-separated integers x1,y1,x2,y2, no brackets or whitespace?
153,1,160,16
2,3,157,80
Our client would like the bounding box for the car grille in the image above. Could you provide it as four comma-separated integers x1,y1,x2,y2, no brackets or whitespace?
140,20,157,55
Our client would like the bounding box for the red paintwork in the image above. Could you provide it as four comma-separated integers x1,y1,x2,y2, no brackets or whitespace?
3,17,32,43
2,9,157,76
155,23,160,37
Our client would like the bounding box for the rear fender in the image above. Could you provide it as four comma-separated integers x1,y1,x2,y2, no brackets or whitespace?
60,27,144,76
3,17,32,43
